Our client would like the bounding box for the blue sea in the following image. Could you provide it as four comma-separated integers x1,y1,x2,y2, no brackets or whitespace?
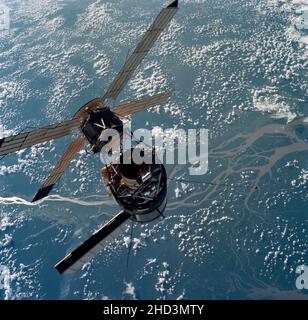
0,0,307,299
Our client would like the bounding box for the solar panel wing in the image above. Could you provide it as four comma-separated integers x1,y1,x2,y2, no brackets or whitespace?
32,138,85,202
101,0,178,102
55,211,130,274
0,118,81,157
113,91,172,117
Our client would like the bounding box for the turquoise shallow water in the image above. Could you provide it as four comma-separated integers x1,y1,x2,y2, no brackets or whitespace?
0,0,307,299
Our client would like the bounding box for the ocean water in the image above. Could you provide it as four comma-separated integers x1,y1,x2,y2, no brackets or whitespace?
0,0,307,299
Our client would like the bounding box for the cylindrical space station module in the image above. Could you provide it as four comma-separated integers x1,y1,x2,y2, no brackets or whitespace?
81,106,167,223
103,149,167,223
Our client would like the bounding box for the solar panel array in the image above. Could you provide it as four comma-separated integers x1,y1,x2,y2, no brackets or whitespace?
0,0,179,208
101,4,178,102
32,138,85,202
0,118,81,157
55,211,130,273
113,91,172,116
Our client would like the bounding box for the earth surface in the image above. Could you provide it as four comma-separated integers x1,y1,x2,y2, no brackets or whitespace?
0,0,308,299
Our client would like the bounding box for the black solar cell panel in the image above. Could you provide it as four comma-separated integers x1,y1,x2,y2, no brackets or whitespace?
55,211,130,273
